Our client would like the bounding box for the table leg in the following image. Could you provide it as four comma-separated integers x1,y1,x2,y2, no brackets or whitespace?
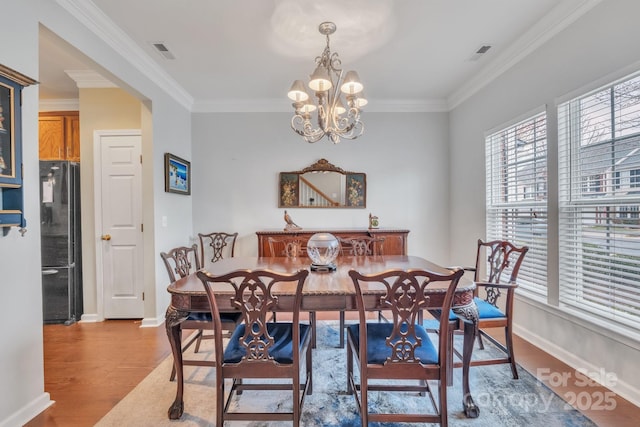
453,302,480,418
165,306,188,420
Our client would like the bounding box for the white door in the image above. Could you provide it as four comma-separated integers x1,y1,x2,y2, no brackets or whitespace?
95,130,144,319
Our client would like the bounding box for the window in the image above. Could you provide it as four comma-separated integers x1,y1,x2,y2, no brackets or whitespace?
558,73,640,329
631,169,640,187
485,110,548,296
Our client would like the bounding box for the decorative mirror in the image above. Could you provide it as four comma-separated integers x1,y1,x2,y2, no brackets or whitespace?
279,159,366,208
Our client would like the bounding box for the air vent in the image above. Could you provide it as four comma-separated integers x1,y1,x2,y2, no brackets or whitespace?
149,41,175,60
468,44,492,61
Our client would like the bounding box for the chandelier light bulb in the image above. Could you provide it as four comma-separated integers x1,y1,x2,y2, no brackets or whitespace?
288,80,310,102
309,65,332,92
340,71,363,95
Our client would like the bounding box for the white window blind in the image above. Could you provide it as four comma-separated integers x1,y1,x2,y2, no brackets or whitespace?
558,72,640,329
485,111,548,296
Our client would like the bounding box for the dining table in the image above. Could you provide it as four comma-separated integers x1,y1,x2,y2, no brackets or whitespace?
165,255,480,420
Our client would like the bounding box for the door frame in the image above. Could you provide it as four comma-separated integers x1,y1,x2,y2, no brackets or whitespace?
93,129,143,320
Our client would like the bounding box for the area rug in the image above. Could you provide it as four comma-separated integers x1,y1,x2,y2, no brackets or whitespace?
96,322,596,426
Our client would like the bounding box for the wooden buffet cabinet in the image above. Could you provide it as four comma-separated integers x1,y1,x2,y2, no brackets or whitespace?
256,228,410,257
38,111,80,161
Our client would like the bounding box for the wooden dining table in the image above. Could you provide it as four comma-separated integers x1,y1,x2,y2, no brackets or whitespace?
165,255,480,420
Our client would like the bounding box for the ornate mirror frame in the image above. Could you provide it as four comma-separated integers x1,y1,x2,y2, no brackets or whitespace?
279,158,366,209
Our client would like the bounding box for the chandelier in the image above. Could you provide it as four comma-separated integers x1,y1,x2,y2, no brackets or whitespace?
288,22,367,144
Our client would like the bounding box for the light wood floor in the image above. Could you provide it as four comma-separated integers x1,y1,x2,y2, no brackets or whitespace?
26,314,640,427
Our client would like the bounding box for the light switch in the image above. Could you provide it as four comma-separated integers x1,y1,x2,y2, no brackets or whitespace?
161,216,167,227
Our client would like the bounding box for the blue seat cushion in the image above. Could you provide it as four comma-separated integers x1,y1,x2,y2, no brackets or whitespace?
347,322,438,365
185,311,241,325
186,312,212,322
423,309,458,331
474,297,505,319
224,322,311,364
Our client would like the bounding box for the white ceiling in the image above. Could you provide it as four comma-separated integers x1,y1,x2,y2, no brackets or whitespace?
38,0,599,112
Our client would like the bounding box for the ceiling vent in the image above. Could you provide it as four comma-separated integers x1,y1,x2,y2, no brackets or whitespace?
150,42,175,60
468,44,492,61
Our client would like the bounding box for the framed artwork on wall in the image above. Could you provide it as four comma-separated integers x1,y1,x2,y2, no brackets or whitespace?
164,153,191,195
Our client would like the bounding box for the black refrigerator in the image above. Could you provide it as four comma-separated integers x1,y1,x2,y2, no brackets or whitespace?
40,161,83,324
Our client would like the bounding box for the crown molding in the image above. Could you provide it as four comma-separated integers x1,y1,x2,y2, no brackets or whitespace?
39,98,79,111
59,0,193,110
447,0,603,110
192,98,448,113
65,70,117,88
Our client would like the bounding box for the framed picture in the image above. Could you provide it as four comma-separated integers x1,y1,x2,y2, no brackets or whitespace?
164,153,191,195
278,172,300,207
0,76,17,184
345,173,366,207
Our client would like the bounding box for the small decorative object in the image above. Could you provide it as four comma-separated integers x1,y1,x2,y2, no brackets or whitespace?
164,153,191,195
283,210,302,231
307,233,340,272
369,213,379,229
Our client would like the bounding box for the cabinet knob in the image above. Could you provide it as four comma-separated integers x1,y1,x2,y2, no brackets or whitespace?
101,234,112,241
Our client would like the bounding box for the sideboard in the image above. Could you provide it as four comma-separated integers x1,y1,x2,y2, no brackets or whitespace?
256,228,410,257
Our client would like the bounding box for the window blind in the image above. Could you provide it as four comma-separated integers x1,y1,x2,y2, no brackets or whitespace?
558,72,640,329
485,111,548,296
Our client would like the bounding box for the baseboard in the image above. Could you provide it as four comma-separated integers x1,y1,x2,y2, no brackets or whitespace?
79,313,101,323
1,392,53,427
514,324,640,408
140,317,163,328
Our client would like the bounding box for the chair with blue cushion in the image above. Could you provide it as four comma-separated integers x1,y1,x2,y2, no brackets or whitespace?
160,244,241,381
197,268,312,426
426,239,529,380
346,267,464,426
466,239,528,379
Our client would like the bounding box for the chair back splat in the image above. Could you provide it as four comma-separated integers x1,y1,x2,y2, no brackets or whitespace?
197,268,313,426
347,267,464,426
198,231,238,267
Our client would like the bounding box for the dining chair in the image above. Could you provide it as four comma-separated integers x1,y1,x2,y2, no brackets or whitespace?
338,236,386,348
267,236,306,257
160,244,241,381
197,268,312,426
424,238,529,379
267,235,316,346
466,239,528,378
346,267,464,426
197,231,238,268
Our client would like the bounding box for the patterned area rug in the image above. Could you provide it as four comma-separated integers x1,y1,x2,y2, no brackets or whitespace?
96,321,597,426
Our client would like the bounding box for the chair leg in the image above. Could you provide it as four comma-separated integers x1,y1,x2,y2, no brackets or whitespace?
346,341,353,394
193,329,204,353
505,326,519,379
439,375,448,427
446,320,456,386
310,311,317,349
476,329,485,350
339,311,345,348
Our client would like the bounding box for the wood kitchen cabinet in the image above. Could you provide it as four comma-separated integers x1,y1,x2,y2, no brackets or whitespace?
39,111,80,161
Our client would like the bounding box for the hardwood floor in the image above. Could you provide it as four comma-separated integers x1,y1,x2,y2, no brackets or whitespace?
26,315,640,426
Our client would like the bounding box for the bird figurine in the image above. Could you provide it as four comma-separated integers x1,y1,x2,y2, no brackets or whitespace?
284,210,302,231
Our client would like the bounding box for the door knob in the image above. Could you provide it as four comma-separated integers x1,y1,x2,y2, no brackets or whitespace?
101,234,112,241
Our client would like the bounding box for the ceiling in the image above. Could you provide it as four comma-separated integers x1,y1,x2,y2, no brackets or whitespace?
38,0,597,112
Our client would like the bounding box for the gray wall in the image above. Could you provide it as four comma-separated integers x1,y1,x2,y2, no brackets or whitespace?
191,111,451,264
449,0,640,405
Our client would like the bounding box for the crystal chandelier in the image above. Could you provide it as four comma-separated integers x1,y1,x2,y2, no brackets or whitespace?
288,22,367,144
